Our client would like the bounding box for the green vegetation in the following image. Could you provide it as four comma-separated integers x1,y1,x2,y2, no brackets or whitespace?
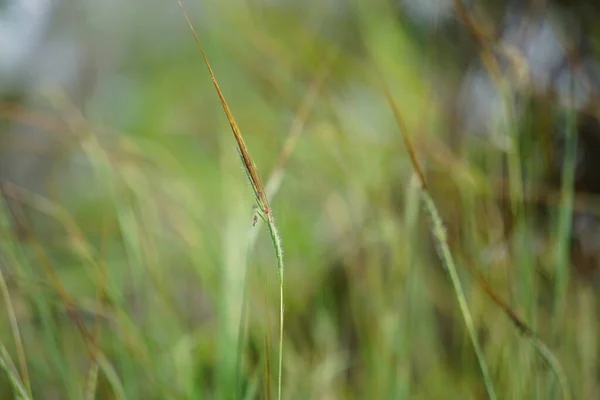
0,1,592,399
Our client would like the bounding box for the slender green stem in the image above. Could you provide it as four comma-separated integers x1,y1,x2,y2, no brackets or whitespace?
0,343,31,400
421,193,497,400
0,267,31,398
378,71,496,399
528,337,572,400
266,214,284,400
554,109,576,329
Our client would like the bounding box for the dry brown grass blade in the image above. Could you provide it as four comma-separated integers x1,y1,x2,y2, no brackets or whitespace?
379,83,428,189
176,0,269,214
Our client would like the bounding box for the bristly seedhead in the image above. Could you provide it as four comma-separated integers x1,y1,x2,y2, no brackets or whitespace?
176,0,271,216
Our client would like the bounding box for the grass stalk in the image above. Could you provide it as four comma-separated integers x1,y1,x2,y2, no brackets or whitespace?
176,2,286,398
378,79,497,399
553,106,577,329
0,259,31,398
446,2,572,397
464,260,572,400
378,66,572,399
421,193,497,400
0,342,31,400
235,54,331,397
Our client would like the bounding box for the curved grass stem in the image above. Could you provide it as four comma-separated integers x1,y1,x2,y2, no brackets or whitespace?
176,1,286,397
422,193,497,400
376,70,497,399
266,215,284,400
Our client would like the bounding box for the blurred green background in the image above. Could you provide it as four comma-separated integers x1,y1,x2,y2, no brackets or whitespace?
0,0,598,399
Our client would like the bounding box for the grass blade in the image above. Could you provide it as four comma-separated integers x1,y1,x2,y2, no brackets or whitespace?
378,77,497,399
175,2,285,398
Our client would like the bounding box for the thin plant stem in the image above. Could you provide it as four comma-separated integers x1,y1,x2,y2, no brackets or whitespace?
421,193,497,400
464,260,572,400
0,342,31,400
175,1,286,398
377,76,497,399
0,263,31,397
377,56,572,400
431,2,571,397
554,105,577,330
235,54,332,397
265,216,284,400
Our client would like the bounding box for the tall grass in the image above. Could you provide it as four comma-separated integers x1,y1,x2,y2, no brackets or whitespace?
176,2,286,398
0,1,594,399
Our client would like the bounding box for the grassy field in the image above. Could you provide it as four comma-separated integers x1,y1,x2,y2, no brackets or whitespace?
0,1,596,399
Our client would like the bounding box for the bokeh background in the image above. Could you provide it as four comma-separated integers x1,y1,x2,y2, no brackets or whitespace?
1,0,600,398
